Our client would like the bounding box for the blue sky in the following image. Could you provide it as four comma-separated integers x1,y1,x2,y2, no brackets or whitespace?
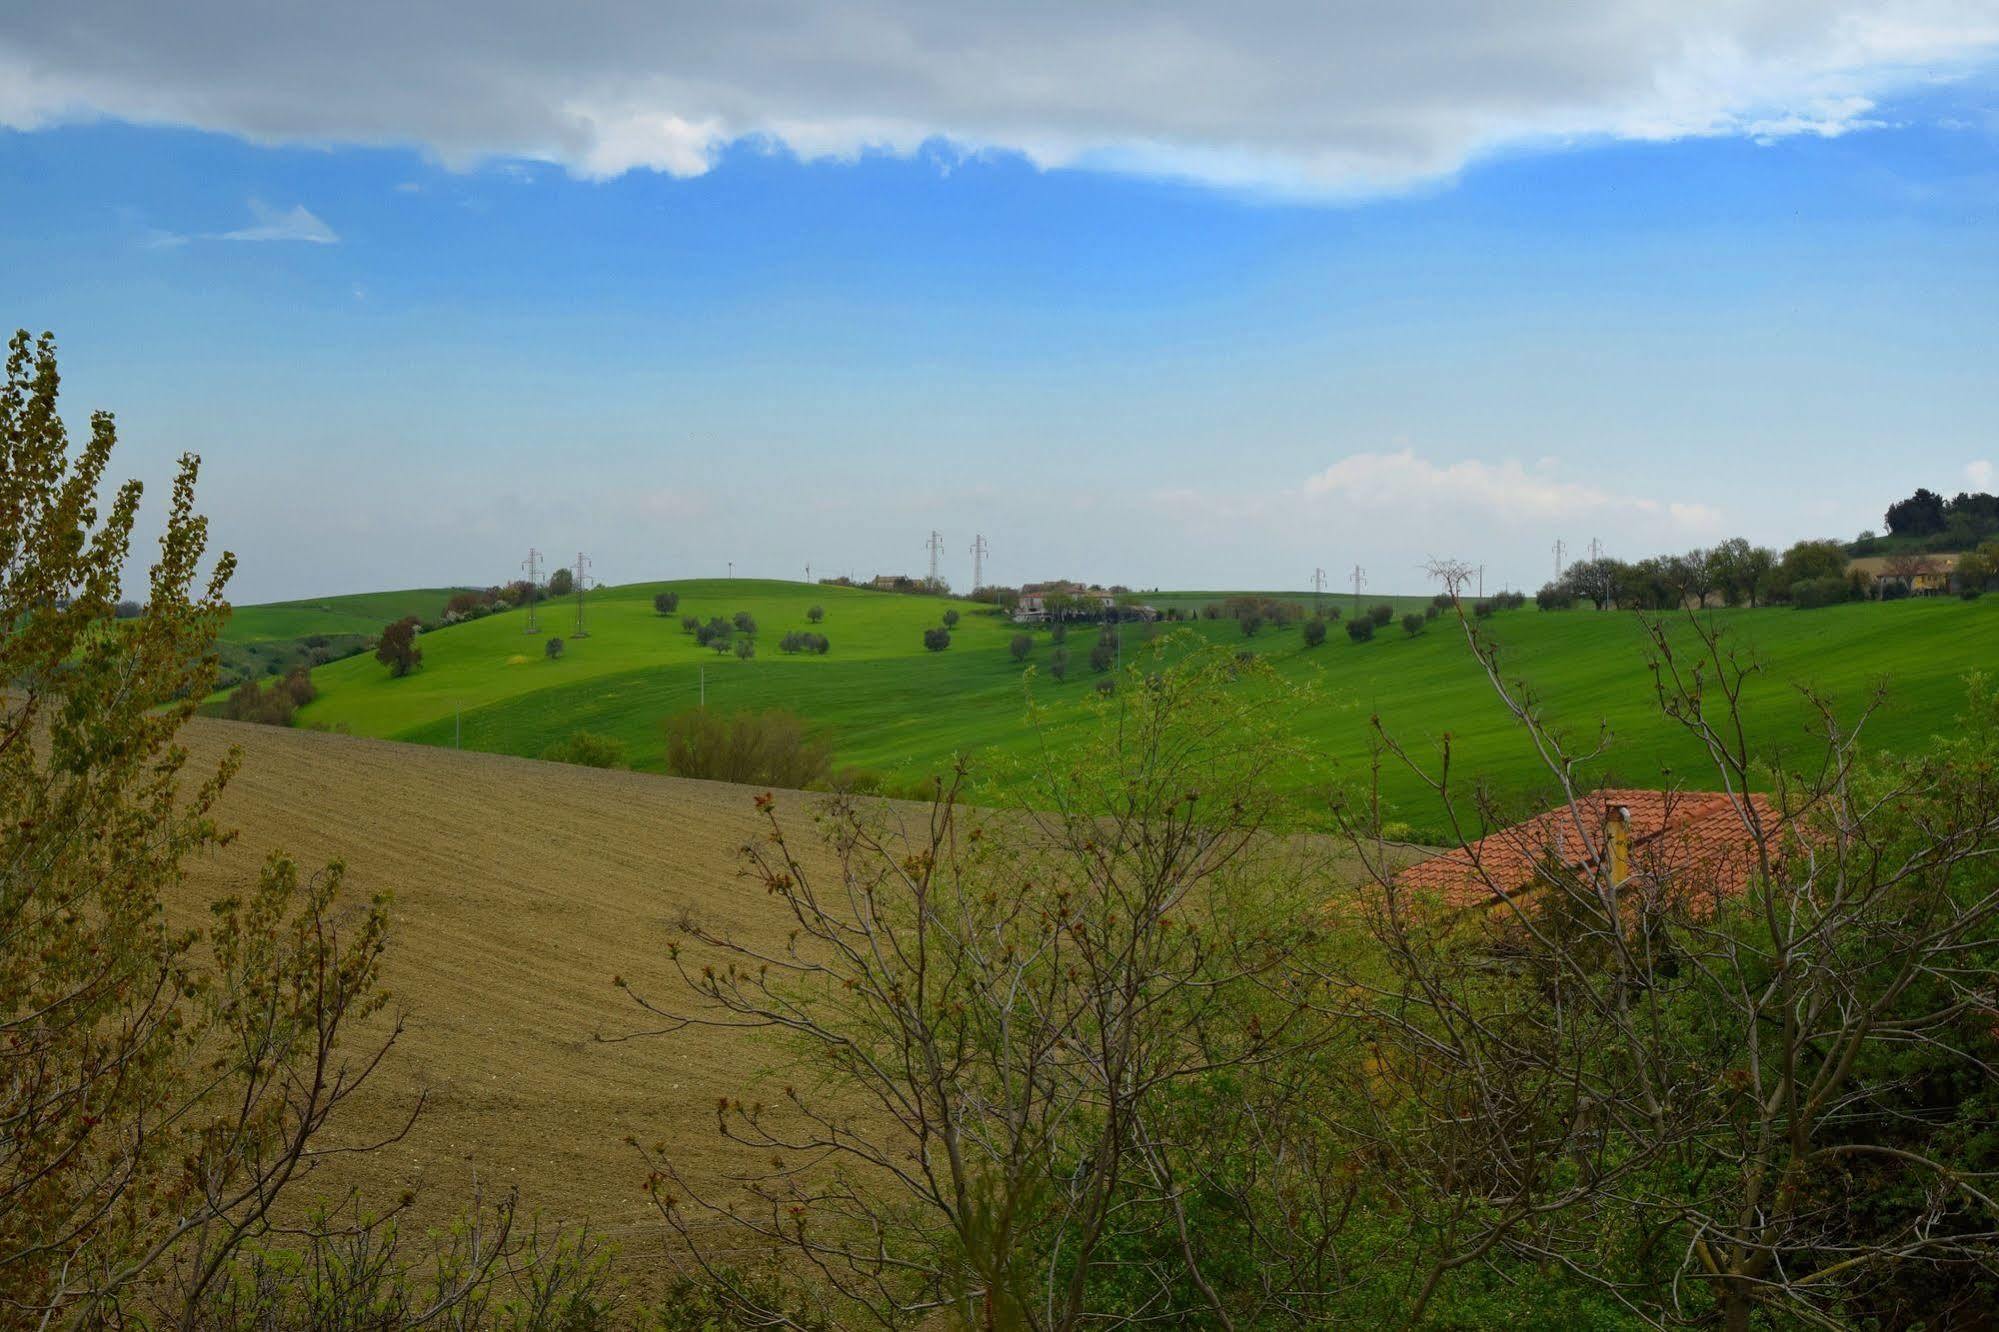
3,5,1997,601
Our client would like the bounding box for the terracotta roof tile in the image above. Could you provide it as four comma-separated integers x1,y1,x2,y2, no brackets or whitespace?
1396,788,1782,912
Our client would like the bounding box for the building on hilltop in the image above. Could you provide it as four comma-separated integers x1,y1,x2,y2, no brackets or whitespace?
1396,788,1783,916
1847,553,1962,598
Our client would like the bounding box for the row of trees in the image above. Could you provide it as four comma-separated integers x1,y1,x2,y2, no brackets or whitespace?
1877,485,1999,549
1538,537,1843,611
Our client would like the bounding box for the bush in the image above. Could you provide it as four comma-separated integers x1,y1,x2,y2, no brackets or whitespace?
942,609,959,628
541,731,626,768
375,616,422,677
1050,622,1067,643
1010,633,1033,661
807,605,824,624
1323,605,1342,622
1402,612,1425,636
1537,582,1575,610
735,637,755,660
662,708,833,788
923,626,951,652
220,677,296,726
1049,647,1069,680
1301,618,1327,647
697,617,734,652
547,566,574,597
1094,677,1115,695
732,610,757,637
1089,635,1116,673
1791,575,1851,610
544,636,565,659
680,614,700,634
1347,618,1375,642
1473,600,1494,619
1424,603,1440,621
1239,613,1263,637
1369,603,1393,626
654,591,680,615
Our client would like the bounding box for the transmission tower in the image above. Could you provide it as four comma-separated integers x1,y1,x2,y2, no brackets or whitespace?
1350,564,1366,614
571,552,592,638
1553,538,1567,578
925,530,945,589
1588,537,1603,563
1311,567,1327,612
805,562,811,584
970,534,989,593
521,548,542,634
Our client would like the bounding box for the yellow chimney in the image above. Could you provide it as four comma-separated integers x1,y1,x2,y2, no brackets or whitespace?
1606,805,1632,885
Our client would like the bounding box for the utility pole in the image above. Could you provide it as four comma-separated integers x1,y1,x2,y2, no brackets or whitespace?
926,530,945,590
1478,564,1485,598
970,534,989,593
1553,538,1566,579
571,552,591,638
1312,567,1327,612
1588,537,1603,563
1351,564,1366,616
805,562,811,584
727,560,734,578
521,548,541,634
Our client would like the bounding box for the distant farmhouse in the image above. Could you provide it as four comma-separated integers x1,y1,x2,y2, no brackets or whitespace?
1848,552,1964,597
1012,581,1156,624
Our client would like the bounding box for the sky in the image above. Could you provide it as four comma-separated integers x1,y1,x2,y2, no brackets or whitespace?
3,2,1997,603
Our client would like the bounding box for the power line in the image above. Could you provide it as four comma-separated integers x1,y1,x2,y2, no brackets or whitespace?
521,548,541,634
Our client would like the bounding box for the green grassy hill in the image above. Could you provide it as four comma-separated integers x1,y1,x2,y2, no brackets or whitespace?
287,577,1999,838
215,586,463,685
1140,588,1436,616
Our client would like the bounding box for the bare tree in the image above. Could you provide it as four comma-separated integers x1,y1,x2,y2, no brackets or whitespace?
618,648,1358,1329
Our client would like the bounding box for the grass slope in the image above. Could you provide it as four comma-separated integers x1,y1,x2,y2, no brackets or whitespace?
223,587,463,643
296,578,1999,837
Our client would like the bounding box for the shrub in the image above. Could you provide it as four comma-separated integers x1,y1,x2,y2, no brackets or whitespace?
1347,618,1375,642
375,616,422,677
654,591,680,615
807,605,824,624
1402,612,1425,636
1050,622,1067,643
1010,633,1033,661
1089,635,1116,673
1369,603,1394,626
806,633,830,654
1094,677,1115,695
923,626,951,652
735,637,755,660
1791,575,1851,610
1473,600,1494,619
942,609,960,628
732,610,757,637
1323,605,1342,622
662,708,833,788
1239,613,1263,637
544,636,565,659
680,614,700,634
547,566,574,597
1424,603,1440,621
1301,618,1327,647
1536,582,1575,610
1049,647,1069,680
697,617,734,652
541,731,626,768
220,677,296,726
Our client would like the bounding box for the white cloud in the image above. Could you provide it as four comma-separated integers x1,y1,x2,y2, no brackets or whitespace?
1301,449,1723,532
4,2,1995,195
1969,459,1996,489
216,201,338,244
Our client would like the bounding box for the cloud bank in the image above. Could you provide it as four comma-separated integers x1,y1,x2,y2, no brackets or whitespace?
3,2,1996,194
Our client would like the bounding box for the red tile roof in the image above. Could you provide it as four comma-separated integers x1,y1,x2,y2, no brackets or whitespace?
1396,788,1782,912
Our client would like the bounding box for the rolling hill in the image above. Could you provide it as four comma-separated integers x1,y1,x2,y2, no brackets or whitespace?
255,578,1998,838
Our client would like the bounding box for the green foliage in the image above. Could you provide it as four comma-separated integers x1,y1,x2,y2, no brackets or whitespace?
540,730,626,768
653,590,680,615
661,707,834,788
547,566,575,597
923,625,951,652
1009,632,1033,661
806,604,823,623
1301,617,1327,647
1368,602,1394,626
1790,574,1851,609
1346,616,1375,642
942,608,959,628
544,635,565,659
1402,611,1425,635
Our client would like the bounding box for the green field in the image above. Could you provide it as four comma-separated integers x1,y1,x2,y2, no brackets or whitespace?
272,577,1999,838
1140,588,1438,616
214,586,465,685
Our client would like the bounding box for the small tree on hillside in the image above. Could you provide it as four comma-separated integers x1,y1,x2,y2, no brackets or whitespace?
545,636,565,659
942,609,960,628
1346,617,1374,642
376,616,422,676
680,613,700,635
1369,602,1394,626
1401,611,1424,636
807,605,824,624
1009,633,1033,661
1049,646,1069,680
1239,613,1263,637
654,591,680,615
732,610,757,637
735,637,755,660
1301,617,1327,647
923,626,951,652
547,565,574,597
